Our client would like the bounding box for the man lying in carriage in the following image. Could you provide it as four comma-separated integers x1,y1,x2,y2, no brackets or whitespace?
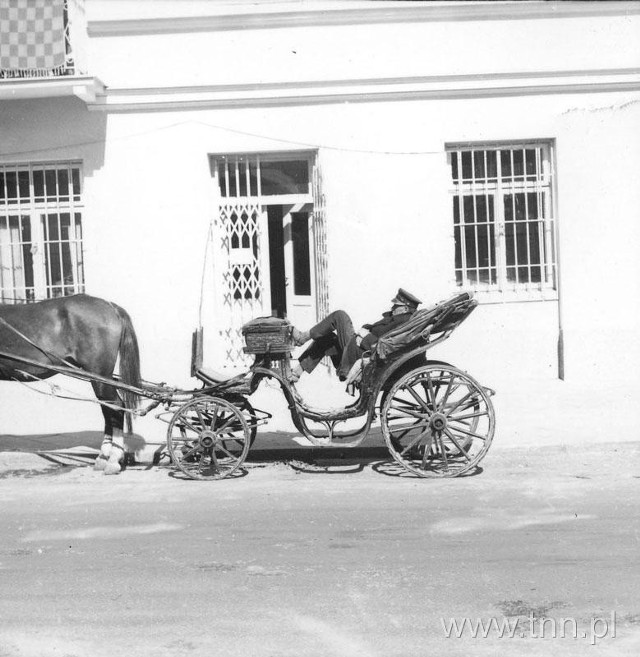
287,288,423,384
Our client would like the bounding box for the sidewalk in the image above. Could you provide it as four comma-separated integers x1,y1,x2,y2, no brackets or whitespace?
1,374,638,476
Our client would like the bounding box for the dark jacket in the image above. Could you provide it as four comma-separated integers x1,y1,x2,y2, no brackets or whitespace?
360,311,414,352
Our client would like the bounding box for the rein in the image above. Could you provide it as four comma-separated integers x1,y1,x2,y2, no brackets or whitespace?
11,368,163,418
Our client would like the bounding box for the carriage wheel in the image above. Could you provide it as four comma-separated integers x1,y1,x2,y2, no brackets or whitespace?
381,364,494,478
167,397,251,481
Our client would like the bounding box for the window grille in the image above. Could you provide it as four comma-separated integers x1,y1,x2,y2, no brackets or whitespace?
0,163,84,303
448,143,556,295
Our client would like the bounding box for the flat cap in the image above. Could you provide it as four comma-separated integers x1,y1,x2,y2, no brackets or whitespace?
391,288,422,307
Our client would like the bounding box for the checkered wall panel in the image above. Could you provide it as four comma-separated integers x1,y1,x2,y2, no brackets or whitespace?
0,0,65,72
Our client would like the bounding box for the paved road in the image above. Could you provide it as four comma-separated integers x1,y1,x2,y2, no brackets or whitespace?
0,443,639,657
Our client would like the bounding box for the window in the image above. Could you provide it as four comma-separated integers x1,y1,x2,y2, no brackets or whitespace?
448,143,556,296
0,163,84,303
216,154,311,198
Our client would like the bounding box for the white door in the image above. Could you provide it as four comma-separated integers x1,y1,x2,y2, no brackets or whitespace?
281,203,315,329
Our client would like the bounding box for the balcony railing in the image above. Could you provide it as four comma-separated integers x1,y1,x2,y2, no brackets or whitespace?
0,0,79,80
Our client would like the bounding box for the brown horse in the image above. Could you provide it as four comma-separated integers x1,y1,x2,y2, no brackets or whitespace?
0,294,141,474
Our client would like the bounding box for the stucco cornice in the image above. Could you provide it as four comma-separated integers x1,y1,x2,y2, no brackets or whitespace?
90,68,640,112
0,76,105,103
87,1,640,37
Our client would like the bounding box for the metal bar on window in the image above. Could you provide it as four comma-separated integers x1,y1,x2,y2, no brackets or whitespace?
17,213,26,299
256,156,262,197
224,159,231,198
233,158,240,198
58,212,65,296
509,150,518,286
522,153,532,287
483,151,492,285
458,194,467,285
471,152,480,285
495,149,505,292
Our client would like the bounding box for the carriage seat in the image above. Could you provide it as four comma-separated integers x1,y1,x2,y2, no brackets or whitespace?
374,292,477,360
191,327,245,384
195,365,243,385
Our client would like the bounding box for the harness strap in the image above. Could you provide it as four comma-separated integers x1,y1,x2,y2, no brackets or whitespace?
10,369,135,415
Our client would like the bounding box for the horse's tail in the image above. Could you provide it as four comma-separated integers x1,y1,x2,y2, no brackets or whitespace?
113,304,141,434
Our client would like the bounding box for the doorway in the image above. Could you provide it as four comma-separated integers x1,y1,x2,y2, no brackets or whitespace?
267,204,314,325
211,152,327,362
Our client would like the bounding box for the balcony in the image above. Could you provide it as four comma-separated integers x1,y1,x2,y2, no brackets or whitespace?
0,0,103,103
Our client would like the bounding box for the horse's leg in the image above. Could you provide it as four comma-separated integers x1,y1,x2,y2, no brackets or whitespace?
92,382,125,475
94,425,113,471
104,422,125,475
92,381,113,470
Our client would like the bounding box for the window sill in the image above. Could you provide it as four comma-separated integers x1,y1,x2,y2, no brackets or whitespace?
461,287,558,305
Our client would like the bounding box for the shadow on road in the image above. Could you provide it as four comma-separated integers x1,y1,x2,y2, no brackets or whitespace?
0,431,148,469
0,431,147,453
372,461,484,478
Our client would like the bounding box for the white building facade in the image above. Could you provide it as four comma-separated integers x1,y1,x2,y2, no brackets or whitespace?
1,0,639,440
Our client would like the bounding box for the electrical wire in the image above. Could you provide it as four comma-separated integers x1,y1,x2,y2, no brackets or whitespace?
0,118,444,159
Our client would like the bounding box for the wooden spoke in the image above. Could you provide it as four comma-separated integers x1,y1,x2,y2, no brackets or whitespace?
387,420,431,434
389,404,428,420
401,428,430,457
420,430,435,468
217,442,243,460
178,416,202,436
448,425,487,441
442,389,476,416
195,404,208,429
208,449,219,473
436,375,459,412
390,395,420,408
405,385,433,414
208,403,221,430
181,444,201,461
425,372,439,409
436,432,450,472
392,424,419,443
448,409,488,423
443,397,481,416
443,428,472,462
213,414,237,434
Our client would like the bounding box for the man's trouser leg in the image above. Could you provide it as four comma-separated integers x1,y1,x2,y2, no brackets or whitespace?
309,310,355,345
298,310,355,374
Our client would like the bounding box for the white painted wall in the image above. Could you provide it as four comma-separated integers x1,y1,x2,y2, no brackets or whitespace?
86,8,640,87
2,3,639,444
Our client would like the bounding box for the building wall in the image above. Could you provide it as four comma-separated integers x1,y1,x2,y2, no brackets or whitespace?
1,2,639,441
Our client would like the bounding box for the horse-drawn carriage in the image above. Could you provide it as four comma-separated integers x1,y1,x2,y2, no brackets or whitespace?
0,292,495,480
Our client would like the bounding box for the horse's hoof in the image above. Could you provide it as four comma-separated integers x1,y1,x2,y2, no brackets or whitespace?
103,462,122,475
93,457,108,471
